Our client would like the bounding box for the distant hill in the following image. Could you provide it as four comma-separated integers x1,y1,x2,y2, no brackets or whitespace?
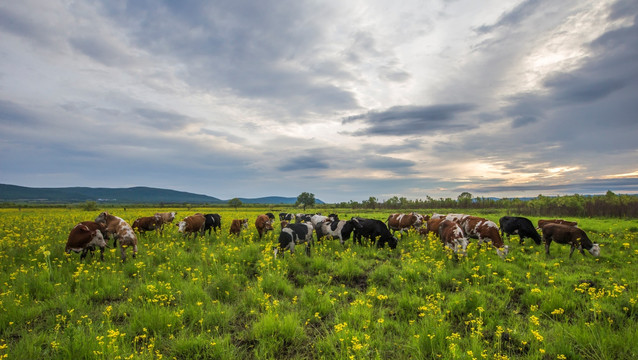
0,184,323,205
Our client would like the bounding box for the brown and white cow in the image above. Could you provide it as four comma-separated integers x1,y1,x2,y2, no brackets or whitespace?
541,223,600,257
255,214,274,239
154,212,177,235
132,215,161,235
537,219,578,229
230,218,249,236
95,211,138,261
420,217,446,237
459,216,509,258
177,213,206,240
438,219,468,255
386,212,427,236
65,222,108,261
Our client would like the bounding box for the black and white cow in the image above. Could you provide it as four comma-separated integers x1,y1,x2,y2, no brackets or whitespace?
351,217,398,249
203,213,222,235
295,213,312,223
317,220,359,244
279,213,294,221
499,216,541,245
274,222,314,258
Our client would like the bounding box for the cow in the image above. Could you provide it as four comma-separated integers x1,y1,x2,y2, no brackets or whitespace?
386,213,425,236
351,217,398,249
230,218,249,236
538,219,578,229
65,222,108,261
499,216,542,245
295,213,312,223
280,220,289,229
177,213,206,240
274,222,314,258
203,213,222,236
95,211,138,261
265,213,275,222
420,217,446,237
459,216,509,258
255,214,274,239
279,213,294,221
154,212,177,235
132,215,161,235
443,213,470,223
541,223,600,257
438,219,468,255
310,214,329,228
317,219,360,245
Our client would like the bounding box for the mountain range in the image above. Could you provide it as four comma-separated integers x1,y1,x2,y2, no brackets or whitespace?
0,184,324,205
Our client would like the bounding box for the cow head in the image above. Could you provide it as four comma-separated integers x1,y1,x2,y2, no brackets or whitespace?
95,211,109,224
177,221,186,233
589,243,601,256
497,245,510,258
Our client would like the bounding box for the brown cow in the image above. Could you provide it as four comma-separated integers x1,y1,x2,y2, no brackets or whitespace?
255,214,274,239
230,218,249,236
438,219,468,255
132,215,161,234
538,219,578,229
541,223,600,257
386,212,427,236
459,216,509,258
154,212,177,234
177,213,206,240
65,222,108,260
95,211,138,261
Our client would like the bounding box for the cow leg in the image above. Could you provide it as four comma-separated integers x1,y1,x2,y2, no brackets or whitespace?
80,248,89,260
544,238,551,255
120,244,127,261
132,244,137,258
99,246,105,261
569,245,576,258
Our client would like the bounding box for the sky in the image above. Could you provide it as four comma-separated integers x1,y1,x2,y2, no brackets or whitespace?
1,0,637,203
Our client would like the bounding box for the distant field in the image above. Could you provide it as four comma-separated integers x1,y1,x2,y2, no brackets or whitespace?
0,207,636,359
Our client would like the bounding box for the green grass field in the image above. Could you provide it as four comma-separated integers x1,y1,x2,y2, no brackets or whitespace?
0,207,636,359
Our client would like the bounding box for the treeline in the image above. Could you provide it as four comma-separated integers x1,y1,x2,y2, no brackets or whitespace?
332,191,638,218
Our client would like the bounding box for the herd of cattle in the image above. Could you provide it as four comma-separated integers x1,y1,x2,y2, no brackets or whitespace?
65,210,600,261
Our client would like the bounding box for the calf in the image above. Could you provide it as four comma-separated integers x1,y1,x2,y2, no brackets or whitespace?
274,222,314,258
541,223,600,257
351,217,398,249
438,219,468,255
132,215,161,235
65,222,108,260
95,211,138,261
538,219,578,229
229,218,249,236
177,213,206,240
317,219,359,244
499,216,541,245
203,213,222,235
460,216,509,258
255,214,274,239
154,212,177,235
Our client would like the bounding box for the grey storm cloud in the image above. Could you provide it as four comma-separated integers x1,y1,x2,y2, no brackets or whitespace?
0,100,40,125
133,108,197,131
475,0,544,34
342,104,476,136
277,156,330,172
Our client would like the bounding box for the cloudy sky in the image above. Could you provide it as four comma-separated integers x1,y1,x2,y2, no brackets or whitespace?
1,0,637,203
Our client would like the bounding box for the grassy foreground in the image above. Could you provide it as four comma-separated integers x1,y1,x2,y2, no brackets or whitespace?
0,207,636,359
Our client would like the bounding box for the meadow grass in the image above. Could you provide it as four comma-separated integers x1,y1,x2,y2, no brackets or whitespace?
0,208,636,359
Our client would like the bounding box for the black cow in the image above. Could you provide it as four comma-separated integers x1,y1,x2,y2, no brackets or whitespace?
203,214,222,235
279,213,294,221
351,217,398,249
274,222,314,257
499,216,542,245
541,223,600,257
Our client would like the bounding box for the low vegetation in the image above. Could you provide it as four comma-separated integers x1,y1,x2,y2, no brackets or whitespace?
0,207,636,359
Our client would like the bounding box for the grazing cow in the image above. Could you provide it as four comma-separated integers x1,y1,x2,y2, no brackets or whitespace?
499,216,542,245
541,223,600,257
386,213,425,235
265,213,275,222
132,215,161,235
459,216,509,258
420,217,446,237
317,220,359,244
65,222,108,260
177,213,206,240
279,213,294,221
154,212,177,235
351,217,398,249
230,218,249,236
443,213,470,223
255,214,274,239
327,213,340,221
310,214,329,228
438,220,468,255
538,219,578,229
95,211,138,261
295,213,312,223
280,220,289,229
203,213,222,235
274,222,314,258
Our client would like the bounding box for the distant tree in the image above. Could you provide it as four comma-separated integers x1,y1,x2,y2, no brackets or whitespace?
228,198,242,210
296,192,315,211
457,192,472,207
81,201,98,211
367,196,378,209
